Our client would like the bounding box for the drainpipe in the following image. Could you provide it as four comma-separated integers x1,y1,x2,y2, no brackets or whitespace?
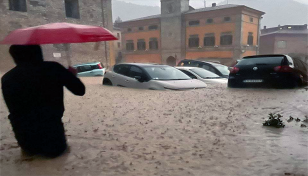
256,16,262,55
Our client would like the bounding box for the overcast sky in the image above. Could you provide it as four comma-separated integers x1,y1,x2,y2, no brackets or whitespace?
117,0,308,8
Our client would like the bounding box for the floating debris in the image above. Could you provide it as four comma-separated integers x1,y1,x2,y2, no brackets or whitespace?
263,113,285,128
287,116,294,123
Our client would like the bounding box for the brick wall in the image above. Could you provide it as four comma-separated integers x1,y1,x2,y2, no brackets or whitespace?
0,0,113,72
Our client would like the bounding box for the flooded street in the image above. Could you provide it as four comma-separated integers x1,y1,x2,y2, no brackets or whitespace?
1,77,307,176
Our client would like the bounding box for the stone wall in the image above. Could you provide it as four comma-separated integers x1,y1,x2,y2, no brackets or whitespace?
0,0,113,72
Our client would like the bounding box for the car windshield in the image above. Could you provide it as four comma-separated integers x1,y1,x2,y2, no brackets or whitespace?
190,68,220,79
213,65,230,75
237,57,285,66
144,66,191,80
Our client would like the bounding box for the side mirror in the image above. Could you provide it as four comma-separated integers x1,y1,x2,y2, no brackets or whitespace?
134,76,144,82
228,67,233,71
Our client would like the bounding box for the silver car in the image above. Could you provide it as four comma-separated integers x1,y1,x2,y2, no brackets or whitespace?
73,62,105,77
176,67,228,84
103,63,207,90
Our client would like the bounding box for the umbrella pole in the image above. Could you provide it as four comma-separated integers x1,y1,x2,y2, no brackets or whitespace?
66,50,72,67
64,44,72,67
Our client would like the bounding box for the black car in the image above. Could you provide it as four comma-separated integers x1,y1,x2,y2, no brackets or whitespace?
228,55,308,88
178,59,230,78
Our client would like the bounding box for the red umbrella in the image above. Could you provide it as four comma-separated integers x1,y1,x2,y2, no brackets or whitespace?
0,22,118,66
0,22,117,45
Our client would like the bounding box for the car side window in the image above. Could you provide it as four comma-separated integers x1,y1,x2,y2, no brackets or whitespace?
91,65,99,70
83,65,92,72
202,64,210,70
114,65,131,76
209,66,217,73
180,70,197,79
190,61,199,67
128,66,144,78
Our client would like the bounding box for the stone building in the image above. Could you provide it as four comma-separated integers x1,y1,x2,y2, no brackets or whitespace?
118,0,264,66
260,24,308,56
0,0,114,72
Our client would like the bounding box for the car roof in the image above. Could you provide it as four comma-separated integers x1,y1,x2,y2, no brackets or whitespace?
180,59,225,66
115,63,168,67
73,62,100,66
176,67,203,70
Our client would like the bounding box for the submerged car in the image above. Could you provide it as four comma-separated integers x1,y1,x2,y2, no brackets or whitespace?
228,55,308,88
176,67,228,84
73,62,105,77
103,63,207,90
177,59,230,78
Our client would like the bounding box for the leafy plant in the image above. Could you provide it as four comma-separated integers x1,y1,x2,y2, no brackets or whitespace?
263,113,285,128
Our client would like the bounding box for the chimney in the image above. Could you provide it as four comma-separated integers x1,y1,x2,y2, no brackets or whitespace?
212,3,216,7
264,26,266,29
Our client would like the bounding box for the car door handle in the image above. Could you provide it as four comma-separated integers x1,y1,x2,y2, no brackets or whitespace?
112,75,115,78
125,80,129,82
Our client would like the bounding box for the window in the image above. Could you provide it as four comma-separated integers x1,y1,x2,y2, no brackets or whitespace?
126,40,134,51
224,17,231,22
250,17,254,23
137,39,146,50
117,42,121,48
149,25,158,30
149,38,158,50
204,33,215,47
9,0,27,12
114,65,131,76
247,32,253,45
189,35,199,48
189,20,200,26
201,64,216,73
117,33,120,39
206,19,213,24
180,70,197,79
128,66,144,78
65,0,80,19
276,41,286,48
220,33,233,45
127,28,132,32
190,68,220,79
139,27,144,31
77,65,92,73
167,3,174,13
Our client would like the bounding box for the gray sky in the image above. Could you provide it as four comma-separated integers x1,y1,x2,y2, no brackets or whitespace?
117,0,308,8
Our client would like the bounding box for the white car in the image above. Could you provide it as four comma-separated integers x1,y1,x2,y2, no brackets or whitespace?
103,63,207,90
176,67,228,84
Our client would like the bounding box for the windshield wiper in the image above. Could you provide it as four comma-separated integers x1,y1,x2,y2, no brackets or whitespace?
255,63,268,65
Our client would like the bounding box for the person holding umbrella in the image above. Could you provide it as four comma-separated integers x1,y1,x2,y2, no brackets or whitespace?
1,45,85,158
1,23,117,158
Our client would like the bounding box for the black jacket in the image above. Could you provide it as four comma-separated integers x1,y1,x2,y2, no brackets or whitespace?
1,45,85,157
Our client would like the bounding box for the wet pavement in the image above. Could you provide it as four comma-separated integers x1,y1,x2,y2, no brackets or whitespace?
0,77,307,176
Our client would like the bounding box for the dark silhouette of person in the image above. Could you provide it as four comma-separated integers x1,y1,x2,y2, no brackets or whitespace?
1,45,85,158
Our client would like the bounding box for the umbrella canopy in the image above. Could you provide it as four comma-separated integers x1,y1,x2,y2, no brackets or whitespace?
0,22,117,45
